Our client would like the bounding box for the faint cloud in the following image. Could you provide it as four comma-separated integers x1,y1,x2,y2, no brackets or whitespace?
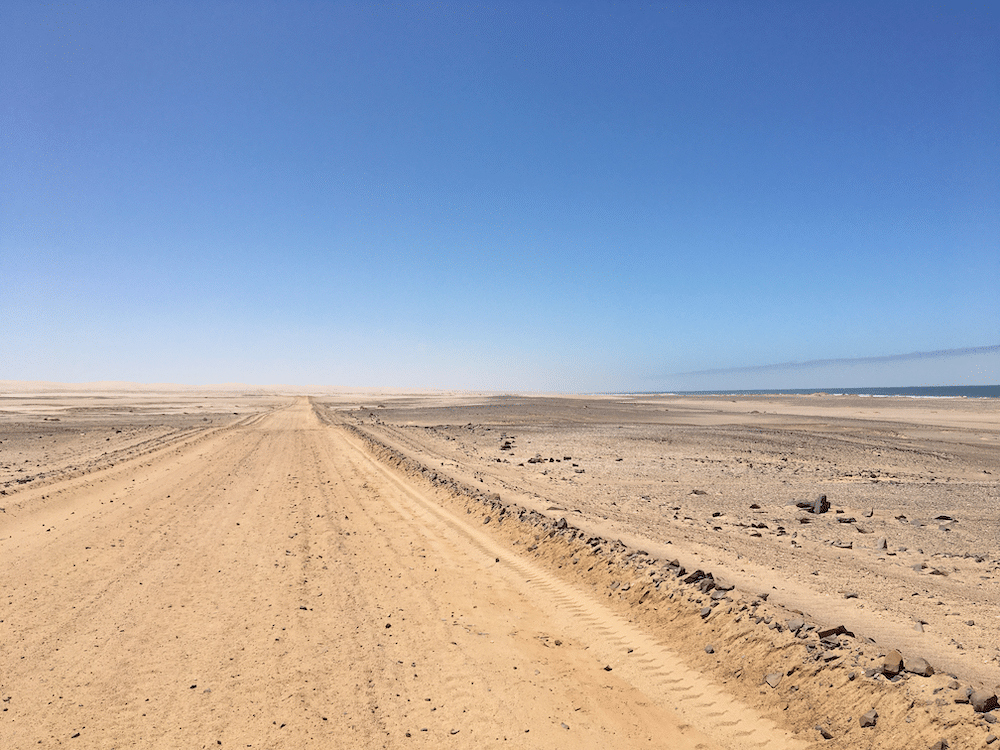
672,344,1000,378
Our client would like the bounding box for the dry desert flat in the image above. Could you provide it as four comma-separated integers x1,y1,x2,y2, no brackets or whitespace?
2,386,999,749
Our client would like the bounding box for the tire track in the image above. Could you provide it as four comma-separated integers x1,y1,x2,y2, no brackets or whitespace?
335,424,806,750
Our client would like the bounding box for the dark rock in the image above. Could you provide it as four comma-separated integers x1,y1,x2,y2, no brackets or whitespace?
972,690,999,713
786,618,805,633
816,725,833,739
818,625,852,639
984,712,997,725
603,665,612,671
811,495,831,514
864,508,874,518
986,735,997,745
700,607,712,618
844,592,859,599
860,709,878,727
483,516,491,524
683,570,707,585
883,650,904,677
704,644,715,654
929,740,948,750
555,517,568,530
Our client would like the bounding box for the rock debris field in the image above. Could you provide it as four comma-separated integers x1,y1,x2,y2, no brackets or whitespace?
2,387,999,749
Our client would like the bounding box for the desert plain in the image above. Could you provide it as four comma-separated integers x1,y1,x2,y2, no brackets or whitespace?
1,383,998,749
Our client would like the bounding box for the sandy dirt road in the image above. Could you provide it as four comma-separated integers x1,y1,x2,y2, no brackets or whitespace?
1,398,801,749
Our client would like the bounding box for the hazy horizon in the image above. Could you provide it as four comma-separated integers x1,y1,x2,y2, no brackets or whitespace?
3,2,997,392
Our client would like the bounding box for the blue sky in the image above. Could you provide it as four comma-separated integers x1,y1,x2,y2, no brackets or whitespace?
2,1,998,391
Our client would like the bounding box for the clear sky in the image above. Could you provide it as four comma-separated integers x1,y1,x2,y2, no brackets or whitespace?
2,1,998,392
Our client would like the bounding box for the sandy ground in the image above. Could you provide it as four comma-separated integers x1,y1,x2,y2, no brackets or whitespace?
2,388,998,749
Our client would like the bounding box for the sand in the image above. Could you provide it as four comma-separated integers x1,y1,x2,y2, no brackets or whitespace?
2,387,998,748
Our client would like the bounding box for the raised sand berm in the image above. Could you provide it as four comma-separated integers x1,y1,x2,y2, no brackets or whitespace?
326,413,1000,749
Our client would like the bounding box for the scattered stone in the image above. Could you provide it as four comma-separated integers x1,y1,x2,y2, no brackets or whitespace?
971,690,999,713
844,592,859,599
704,645,715,654
929,740,948,750
683,570,707,584
875,537,887,550
860,709,878,728
883,650,904,677
603,665,613,672
864,508,874,518
986,735,997,745
906,657,934,677
818,625,852,639
816,725,833,739
984,713,998,725
786,618,805,633
765,672,783,688
700,607,712,619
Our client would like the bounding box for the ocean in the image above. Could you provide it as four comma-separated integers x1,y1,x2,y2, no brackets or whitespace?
671,385,1000,399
